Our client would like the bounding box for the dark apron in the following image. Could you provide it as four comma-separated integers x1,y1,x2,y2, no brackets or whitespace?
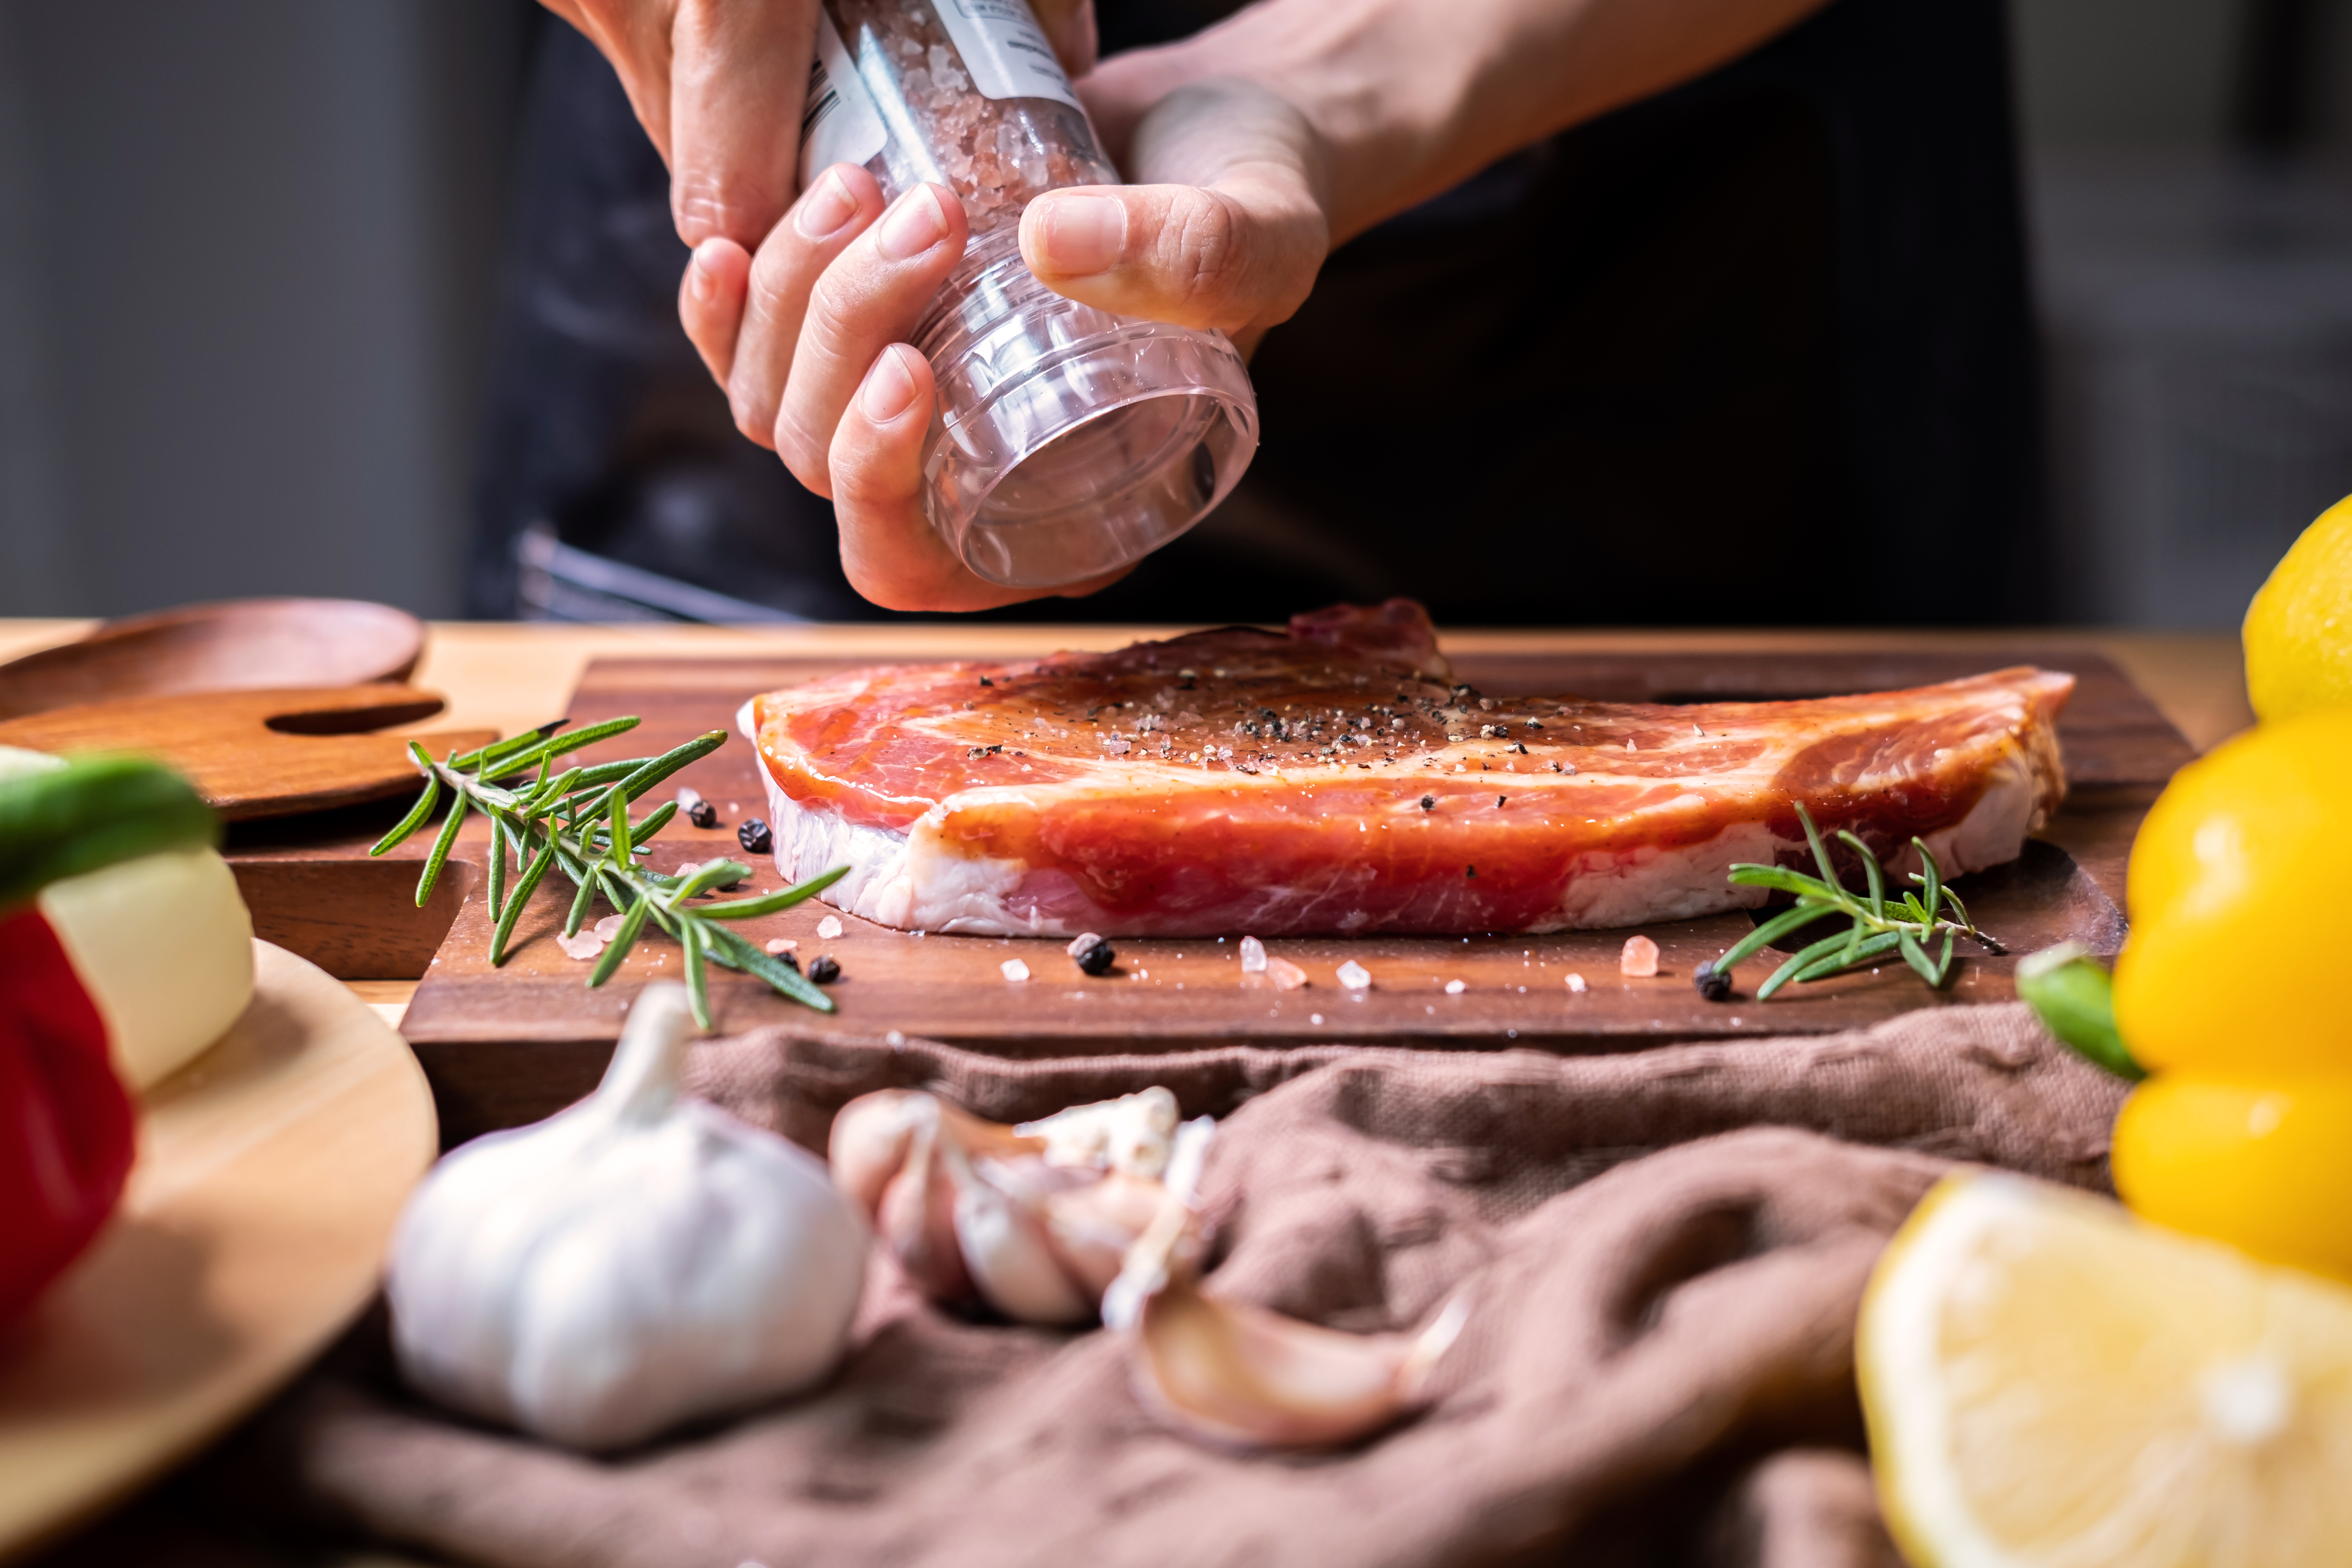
468,0,2044,626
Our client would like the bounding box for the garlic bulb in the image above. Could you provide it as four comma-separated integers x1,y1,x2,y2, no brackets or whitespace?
830,1086,1200,1324
1104,1147,1465,1450
387,983,867,1451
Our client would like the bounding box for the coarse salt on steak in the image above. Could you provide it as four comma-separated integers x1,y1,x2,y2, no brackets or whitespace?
738,602,2072,937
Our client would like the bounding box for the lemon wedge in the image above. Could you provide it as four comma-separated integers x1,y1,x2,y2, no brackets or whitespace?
1860,1173,2352,1567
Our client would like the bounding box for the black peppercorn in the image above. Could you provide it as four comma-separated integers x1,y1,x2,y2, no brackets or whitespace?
1420,794,1436,811
738,819,773,855
687,799,719,830
1695,963,1734,1002
1072,936,1116,976
808,954,841,984
776,950,801,974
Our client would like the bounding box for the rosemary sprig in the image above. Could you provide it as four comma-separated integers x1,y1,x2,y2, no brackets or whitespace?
370,715,846,1027
1703,801,2002,1000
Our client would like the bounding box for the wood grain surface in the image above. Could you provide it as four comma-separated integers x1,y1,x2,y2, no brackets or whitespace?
396,644,2186,1141
0,686,494,820
0,599,423,722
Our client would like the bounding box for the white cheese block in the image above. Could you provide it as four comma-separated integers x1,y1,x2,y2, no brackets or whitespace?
39,847,255,1091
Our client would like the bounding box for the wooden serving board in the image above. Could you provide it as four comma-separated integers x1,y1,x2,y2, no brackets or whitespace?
392,645,2191,1143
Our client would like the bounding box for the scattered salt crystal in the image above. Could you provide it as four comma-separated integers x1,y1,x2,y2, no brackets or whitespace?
1620,935,1660,978
556,931,604,961
1444,979,1467,995
1336,960,1372,992
1565,972,1588,994
592,914,625,941
1066,931,1104,958
1002,959,1030,983
886,1029,906,1048
1267,957,1309,991
676,786,703,810
765,937,799,956
817,915,844,940
1309,1013,1324,1025
1239,935,1268,973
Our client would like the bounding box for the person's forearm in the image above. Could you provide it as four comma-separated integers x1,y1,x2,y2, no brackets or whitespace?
1087,0,1834,246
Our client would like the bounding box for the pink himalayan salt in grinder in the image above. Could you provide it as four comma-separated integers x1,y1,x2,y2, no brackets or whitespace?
804,0,1259,588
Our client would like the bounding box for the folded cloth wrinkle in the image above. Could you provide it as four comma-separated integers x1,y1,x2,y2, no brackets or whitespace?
216,1003,2123,1568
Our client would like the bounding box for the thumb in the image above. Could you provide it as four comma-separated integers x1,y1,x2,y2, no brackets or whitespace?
1018,78,1327,345
1019,170,1324,341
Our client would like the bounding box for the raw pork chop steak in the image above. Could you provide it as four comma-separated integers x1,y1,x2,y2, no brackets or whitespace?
740,602,2073,937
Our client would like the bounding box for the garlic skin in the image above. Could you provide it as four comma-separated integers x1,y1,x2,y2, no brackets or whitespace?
830,1086,1196,1325
388,984,866,1451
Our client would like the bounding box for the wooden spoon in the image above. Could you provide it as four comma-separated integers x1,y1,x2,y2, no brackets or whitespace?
0,599,425,722
0,687,496,820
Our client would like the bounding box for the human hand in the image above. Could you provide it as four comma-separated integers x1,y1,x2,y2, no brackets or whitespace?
537,0,1099,249
675,75,1329,610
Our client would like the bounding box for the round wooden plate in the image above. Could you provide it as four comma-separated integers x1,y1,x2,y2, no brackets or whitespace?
0,941,438,1561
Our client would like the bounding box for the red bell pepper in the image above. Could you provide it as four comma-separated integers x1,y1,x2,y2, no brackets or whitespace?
0,902,136,1322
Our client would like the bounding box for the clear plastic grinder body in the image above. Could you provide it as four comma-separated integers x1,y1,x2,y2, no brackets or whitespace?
804,0,1259,588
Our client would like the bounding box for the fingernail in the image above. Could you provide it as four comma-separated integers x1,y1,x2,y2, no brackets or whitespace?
1035,193,1125,276
877,187,949,261
795,169,859,240
687,241,724,303
860,346,922,421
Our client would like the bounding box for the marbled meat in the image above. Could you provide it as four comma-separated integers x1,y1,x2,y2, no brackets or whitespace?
738,601,2073,936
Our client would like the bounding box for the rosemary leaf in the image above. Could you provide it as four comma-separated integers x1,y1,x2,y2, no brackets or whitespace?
1796,801,1838,882
482,715,641,780
1913,836,1943,924
486,813,509,921
682,919,712,1028
453,719,569,774
630,799,678,844
697,864,850,919
371,769,440,858
1897,928,1940,987
415,790,469,909
564,863,599,937
491,834,558,966
1787,930,1902,990
517,764,583,816
1836,830,1886,920
1727,864,1838,899
1759,928,1860,999
700,922,835,1013
587,893,651,988
590,731,728,820
1709,901,1831,978
607,788,633,865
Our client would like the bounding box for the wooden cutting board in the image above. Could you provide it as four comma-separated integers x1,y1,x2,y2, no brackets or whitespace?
393,645,2190,1142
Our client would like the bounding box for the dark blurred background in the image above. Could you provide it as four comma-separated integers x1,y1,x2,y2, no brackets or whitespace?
1,0,2348,627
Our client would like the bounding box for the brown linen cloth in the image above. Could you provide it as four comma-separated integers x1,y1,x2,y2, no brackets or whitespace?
235,1003,2123,1568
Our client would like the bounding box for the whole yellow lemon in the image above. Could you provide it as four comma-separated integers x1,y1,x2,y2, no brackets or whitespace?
2113,707,2352,1075
2245,493,2352,722
2112,1072,2352,1283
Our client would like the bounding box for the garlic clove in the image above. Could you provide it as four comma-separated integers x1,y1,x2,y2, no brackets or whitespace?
1134,1281,1465,1450
1112,1185,1465,1450
948,1145,1095,1325
1017,1086,1178,1179
832,1087,1200,1324
1038,1172,1171,1297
